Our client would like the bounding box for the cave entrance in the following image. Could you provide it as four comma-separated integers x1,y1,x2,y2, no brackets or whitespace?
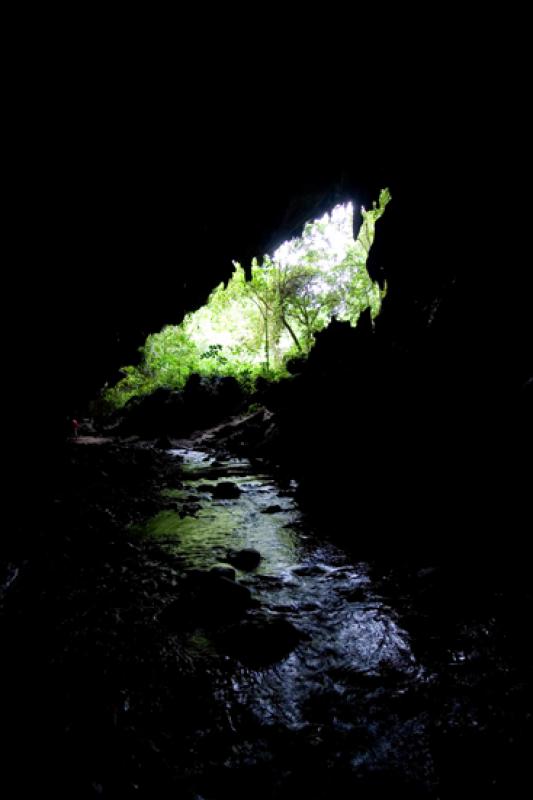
102,190,390,411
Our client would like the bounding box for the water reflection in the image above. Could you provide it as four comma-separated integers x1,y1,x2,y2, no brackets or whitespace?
143,447,433,789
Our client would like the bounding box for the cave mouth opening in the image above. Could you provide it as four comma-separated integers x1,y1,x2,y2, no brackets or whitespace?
101,189,390,411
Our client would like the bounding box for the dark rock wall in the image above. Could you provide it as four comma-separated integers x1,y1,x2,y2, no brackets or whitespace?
7,89,531,510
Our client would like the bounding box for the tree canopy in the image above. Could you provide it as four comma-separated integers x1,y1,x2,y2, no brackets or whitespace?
103,190,390,409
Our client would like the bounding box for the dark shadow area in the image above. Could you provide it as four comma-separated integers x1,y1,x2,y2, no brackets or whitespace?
3,70,531,798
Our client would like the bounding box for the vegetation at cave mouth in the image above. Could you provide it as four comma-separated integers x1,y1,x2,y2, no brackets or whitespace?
103,189,391,409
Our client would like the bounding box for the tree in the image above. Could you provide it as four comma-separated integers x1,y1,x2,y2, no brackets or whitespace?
246,258,282,371
103,193,391,408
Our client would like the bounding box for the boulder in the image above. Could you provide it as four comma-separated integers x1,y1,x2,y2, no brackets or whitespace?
204,576,253,617
261,504,283,514
292,565,326,577
217,617,307,666
211,482,241,499
179,503,201,518
160,571,255,626
210,565,236,581
226,548,261,571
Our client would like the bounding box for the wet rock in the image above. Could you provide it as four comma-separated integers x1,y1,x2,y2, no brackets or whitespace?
211,481,241,499
261,504,283,514
245,574,284,590
300,601,320,611
203,576,254,618
179,503,201,518
182,568,208,582
217,617,307,666
342,587,368,602
270,603,297,613
226,548,261,571
210,566,236,581
160,500,178,511
161,572,255,625
292,565,326,577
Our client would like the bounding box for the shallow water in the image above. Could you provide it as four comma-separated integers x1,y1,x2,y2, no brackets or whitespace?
142,447,439,793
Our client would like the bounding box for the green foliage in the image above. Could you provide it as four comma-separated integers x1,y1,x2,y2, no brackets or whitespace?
103,193,390,409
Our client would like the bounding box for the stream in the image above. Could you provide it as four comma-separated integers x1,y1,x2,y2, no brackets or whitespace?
3,438,528,797
142,445,439,796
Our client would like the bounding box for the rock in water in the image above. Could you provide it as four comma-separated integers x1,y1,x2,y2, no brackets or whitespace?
211,482,241,499
210,565,236,581
261,504,283,514
226,548,261,571
160,571,255,626
217,617,307,666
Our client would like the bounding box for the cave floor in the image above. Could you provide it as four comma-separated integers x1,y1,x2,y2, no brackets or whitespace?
1,430,531,798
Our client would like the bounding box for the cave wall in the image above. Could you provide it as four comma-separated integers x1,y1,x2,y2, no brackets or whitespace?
17,152,395,421
8,94,531,508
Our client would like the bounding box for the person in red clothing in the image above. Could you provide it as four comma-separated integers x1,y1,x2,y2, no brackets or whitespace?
71,418,80,438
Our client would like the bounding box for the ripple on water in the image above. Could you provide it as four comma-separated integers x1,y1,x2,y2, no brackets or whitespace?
144,446,432,787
